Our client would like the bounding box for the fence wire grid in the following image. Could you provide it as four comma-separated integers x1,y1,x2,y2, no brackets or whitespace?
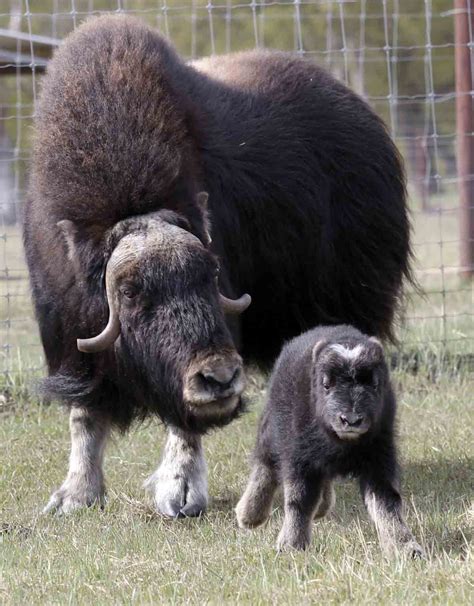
1,0,473,380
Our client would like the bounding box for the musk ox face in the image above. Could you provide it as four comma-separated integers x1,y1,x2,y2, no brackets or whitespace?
61,205,251,429
311,338,385,441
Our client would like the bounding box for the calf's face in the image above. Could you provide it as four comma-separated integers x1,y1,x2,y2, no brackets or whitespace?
311,338,385,441
61,208,250,430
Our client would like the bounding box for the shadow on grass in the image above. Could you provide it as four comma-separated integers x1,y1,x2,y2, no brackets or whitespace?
404,457,472,507
403,457,472,557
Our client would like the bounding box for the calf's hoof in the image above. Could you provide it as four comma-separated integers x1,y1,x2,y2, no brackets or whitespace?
235,495,269,529
276,525,311,552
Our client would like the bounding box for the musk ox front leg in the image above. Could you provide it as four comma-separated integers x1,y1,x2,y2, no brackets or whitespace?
43,407,110,514
360,473,424,559
144,427,208,518
277,471,324,551
236,459,279,529
313,477,336,519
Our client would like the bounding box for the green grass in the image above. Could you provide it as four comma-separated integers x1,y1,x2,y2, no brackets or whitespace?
0,371,472,605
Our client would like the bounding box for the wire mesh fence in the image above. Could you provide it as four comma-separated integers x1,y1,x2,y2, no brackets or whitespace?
1,0,473,381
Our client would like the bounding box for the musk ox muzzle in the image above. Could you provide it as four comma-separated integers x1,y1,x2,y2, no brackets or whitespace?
183,351,245,418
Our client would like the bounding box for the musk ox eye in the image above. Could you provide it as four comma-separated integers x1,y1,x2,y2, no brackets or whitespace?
120,286,138,300
356,369,374,385
322,371,336,391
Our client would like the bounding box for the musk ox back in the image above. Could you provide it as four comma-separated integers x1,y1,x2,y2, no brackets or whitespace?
24,15,412,516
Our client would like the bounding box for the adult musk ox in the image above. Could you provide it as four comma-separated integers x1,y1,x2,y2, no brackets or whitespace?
24,16,412,516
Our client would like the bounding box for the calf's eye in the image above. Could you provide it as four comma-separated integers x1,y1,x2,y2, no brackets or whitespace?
357,370,373,385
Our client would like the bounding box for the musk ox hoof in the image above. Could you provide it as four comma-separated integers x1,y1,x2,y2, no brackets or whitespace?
403,540,426,560
144,473,208,518
276,525,311,552
42,478,105,515
235,494,271,529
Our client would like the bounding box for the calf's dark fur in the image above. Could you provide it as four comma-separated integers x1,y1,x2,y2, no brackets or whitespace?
236,325,423,556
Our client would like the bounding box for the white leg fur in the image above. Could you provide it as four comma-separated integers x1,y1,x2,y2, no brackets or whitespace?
43,407,110,514
365,491,424,558
144,427,208,518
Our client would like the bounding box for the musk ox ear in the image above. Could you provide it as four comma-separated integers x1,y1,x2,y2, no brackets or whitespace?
57,219,83,277
195,191,212,247
368,336,384,360
57,219,107,286
369,336,383,349
312,339,328,365
57,219,76,258
157,209,192,233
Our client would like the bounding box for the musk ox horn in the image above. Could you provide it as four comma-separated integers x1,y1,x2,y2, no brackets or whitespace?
219,293,251,315
77,268,120,353
77,242,140,353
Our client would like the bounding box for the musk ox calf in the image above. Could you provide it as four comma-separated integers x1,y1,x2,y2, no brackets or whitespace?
24,15,412,518
236,325,423,557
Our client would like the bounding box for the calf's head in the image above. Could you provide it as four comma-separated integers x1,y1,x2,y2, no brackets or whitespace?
59,204,250,430
311,337,386,441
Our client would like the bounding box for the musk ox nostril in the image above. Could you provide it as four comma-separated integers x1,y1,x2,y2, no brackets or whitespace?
340,413,363,428
183,358,245,409
200,366,240,390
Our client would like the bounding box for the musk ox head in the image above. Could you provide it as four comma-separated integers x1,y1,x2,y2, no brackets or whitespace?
310,337,386,441
58,194,250,431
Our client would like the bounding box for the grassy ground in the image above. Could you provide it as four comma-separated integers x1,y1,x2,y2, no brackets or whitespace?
0,370,472,605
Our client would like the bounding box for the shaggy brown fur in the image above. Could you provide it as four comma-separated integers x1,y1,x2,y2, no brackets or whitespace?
25,15,413,429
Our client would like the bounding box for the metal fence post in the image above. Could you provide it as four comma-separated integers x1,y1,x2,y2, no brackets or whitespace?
455,0,474,278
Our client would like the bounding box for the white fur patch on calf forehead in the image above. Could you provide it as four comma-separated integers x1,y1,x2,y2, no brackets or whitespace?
330,343,365,361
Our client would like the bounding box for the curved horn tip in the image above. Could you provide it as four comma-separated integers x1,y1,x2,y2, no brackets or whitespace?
220,292,252,315
240,293,252,309
77,337,104,354
76,323,120,353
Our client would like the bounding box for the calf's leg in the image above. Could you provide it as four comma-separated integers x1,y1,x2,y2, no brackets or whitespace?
313,477,336,519
144,427,208,518
236,459,278,528
360,474,424,558
43,407,110,514
277,471,324,551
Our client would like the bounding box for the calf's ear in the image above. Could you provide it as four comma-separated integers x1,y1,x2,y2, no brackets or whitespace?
196,191,212,247
312,339,328,364
368,336,384,361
